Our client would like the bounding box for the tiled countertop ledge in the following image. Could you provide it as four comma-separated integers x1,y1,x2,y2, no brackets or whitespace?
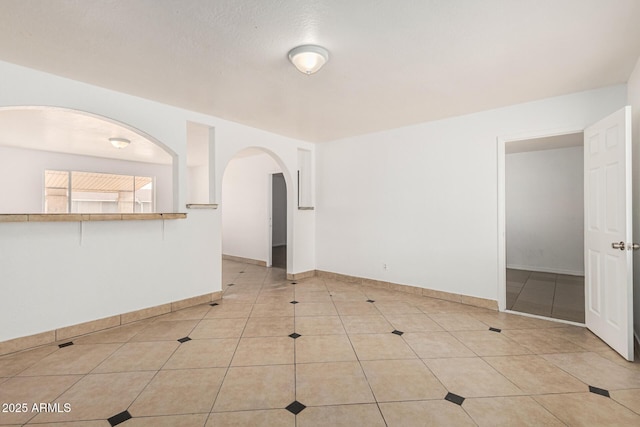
0,213,187,223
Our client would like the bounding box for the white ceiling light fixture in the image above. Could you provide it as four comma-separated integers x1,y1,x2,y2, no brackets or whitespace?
288,45,329,75
109,137,130,149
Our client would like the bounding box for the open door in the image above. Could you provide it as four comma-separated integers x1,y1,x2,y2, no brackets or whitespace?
584,106,634,361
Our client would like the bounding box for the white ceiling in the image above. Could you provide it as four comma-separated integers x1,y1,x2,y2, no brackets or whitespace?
1,1,640,143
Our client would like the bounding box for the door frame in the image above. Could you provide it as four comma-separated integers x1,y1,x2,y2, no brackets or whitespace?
497,126,585,315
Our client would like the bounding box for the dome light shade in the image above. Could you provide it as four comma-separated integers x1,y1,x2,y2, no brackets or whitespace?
288,45,329,75
109,137,130,149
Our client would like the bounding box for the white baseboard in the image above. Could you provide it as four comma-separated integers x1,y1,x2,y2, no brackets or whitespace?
506,264,584,277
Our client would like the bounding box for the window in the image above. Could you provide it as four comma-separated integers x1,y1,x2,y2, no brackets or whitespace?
44,170,155,213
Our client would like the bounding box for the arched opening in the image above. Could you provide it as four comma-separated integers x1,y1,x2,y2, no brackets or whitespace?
221,147,294,283
0,106,177,213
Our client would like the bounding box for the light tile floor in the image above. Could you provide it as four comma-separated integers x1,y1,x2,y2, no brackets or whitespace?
1,261,639,426
507,269,585,323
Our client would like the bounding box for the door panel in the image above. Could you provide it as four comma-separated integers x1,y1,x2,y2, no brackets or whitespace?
584,106,633,361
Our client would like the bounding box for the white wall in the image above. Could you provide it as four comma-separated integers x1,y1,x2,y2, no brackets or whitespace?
0,145,173,213
505,146,584,275
0,60,315,344
627,55,640,340
316,85,626,301
221,152,281,263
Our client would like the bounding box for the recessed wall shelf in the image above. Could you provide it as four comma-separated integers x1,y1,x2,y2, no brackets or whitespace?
0,213,187,223
186,204,218,209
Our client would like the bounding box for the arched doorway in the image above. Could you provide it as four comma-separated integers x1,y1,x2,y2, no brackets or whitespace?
220,147,293,276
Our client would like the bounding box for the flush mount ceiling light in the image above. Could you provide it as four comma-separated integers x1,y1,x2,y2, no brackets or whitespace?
109,137,130,149
288,45,329,75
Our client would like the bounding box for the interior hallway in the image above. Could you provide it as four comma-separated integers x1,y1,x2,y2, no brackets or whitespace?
1,260,639,426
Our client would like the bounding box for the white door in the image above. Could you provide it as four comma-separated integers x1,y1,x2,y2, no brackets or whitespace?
584,106,634,361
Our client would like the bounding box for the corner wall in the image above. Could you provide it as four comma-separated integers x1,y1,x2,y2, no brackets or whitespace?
316,85,626,301
505,146,584,275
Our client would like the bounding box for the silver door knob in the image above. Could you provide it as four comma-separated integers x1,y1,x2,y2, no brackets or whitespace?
612,241,625,250
629,243,640,251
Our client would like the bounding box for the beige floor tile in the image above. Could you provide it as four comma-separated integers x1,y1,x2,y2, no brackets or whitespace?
429,313,489,331
294,316,345,335
19,422,108,426
611,389,640,415
424,357,524,397
296,361,375,406
541,352,640,390
373,301,422,315
501,329,587,354
190,318,247,339
241,316,294,337
340,315,393,334
0,345,59,377
451,331,531,356
328,291,369,302
29,371,154,423
231,337,294,366
379,400,476,427
293,291,332,303
255,294,295,304
511,300,553,318
361,359,446,402
545,326,611,352
470,312,562,330
92,341,179,373
349,333,416,360
155,304,212,321
212,365,294,411
123,414,209,427
204,303,253,319
129,368,225,416
250,303,294,318
0,375,82,425
384,314,444,332
295,335,356,363
19,344,121,376
221,292,259,303
206,409,295,427
294,302,338,316
129,320,198,342
403,332,475,358
296,404,386,427
484,355,587,394
534,392,640,425
464,396,564,426
162,338,238,369
334,301,380,316
73,321,152,344
415,298,472,314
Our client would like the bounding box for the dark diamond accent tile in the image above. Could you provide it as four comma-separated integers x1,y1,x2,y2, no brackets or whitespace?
227,283,235,286
177,337,192,343
589,385,610,397
445,392,465,405
391,330,404,336
291,282,297,285
289,333,301,339
58,341,74,348
290,300,299,304
239,271,245,273
489,327,502,333
285,400,306,415
367,299,375,303
108,410,132,426
210,302,219,306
